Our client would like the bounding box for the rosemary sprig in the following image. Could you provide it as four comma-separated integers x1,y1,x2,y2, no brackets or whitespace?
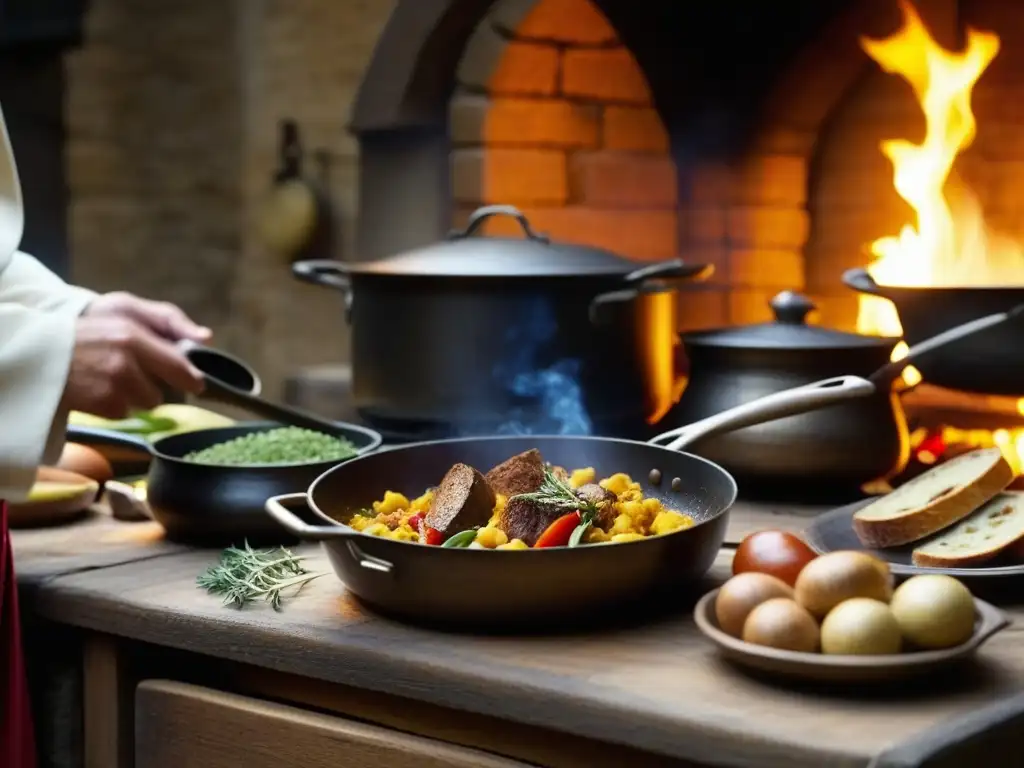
510,466,601,547
510,466,597,514
196,542,326,611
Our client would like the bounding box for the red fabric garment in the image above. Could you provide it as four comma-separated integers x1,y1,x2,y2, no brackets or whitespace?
0,501,36,768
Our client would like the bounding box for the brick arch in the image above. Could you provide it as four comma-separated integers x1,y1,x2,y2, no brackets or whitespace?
448,0,678,263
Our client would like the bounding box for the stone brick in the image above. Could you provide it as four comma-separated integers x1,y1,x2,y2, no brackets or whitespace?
510,0,617,45
734,156,808,206
561,48,651,104
457,23,510,91
676,287,729,332
603,106,668,152
455,206,678,260
451,148,567,205
452,96,601,147
727,207,809,250
569,151,677,208
489,41,560,96
729,249,805,290
728,289,777,325
689,163,735,206
679,207,727,246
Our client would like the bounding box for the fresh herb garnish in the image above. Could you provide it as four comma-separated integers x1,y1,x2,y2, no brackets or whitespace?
442,529,479,548
196,542,325,610
568,521,590,548
510,466,602,549
511,466,597,514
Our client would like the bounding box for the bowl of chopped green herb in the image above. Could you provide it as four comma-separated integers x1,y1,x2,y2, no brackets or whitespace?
67,419,382,546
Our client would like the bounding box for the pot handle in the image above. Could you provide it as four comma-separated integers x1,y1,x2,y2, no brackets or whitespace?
589,260,714,326
448,205,549,242
842,267,887,297
623,259,714,284
648,375,877,452
265,493,396,575
265,492,353,540
292,259,354,322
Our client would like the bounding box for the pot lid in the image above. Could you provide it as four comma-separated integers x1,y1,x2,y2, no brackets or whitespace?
683,291,899,350
343,205,654,278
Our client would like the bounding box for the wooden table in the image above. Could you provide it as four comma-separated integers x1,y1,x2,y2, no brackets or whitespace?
14,502,1024,768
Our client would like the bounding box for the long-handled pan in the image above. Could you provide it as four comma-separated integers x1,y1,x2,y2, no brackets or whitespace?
67,349,383,545
265,375,876,631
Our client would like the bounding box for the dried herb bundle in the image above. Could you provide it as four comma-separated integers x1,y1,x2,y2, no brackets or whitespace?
196,542,325,610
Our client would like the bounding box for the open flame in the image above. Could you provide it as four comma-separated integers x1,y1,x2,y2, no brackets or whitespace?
857,0,1024,472
639,291,686,424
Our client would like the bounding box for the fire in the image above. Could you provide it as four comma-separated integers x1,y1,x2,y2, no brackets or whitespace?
857,0,1024,470
639,291,686,424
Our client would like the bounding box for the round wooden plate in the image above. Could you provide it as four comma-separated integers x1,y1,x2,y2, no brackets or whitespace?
693,589,1010,684
803,500,1024,578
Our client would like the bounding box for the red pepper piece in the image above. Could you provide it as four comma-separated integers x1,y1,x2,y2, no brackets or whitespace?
534,511,582,548
423,526,444,546
407,513,424,532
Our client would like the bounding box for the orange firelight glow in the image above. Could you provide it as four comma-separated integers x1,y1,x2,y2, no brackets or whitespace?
857,0,1024,471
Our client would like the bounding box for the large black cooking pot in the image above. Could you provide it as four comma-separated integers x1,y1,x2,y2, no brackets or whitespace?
292,205,712,440
843,267,1024,396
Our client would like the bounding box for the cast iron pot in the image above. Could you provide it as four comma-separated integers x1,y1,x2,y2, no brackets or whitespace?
66,420,382,546
292,204,712,440
264,376,874,631
663,290,1024,495
843,267,1024,396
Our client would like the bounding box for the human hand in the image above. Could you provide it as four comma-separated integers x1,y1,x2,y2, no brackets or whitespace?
61,315,205,419
84,291,212,344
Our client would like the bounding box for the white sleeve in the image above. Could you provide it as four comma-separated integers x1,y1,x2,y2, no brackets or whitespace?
0,304,76,501
0,250,96,316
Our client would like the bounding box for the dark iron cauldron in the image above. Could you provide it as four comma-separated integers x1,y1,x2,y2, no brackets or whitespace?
293,205,712,440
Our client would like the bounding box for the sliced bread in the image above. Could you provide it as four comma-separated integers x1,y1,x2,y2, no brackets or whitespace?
852,447,1014,548
912,492,1024,567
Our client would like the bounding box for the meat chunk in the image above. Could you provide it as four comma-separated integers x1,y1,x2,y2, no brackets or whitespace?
485,449,545,497
498,497,568,547
424,463,496,535
576,483,617,528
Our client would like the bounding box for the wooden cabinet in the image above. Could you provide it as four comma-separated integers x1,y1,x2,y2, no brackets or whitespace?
135,680,533,768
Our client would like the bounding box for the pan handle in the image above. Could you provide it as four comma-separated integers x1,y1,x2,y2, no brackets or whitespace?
841,267,887,297
66,425,153,452
648,375,877,452
265,492,351,540
265,493,396,575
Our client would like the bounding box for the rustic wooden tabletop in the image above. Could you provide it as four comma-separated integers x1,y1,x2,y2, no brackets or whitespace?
16,501,1024,768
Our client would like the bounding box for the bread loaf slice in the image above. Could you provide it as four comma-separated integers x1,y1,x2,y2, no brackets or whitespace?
852,448,1014,548
912,493,1024,567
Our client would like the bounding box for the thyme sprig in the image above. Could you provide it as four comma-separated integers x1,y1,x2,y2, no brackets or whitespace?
196,542,326,611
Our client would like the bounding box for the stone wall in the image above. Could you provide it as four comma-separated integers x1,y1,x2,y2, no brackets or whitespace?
65,0,396,397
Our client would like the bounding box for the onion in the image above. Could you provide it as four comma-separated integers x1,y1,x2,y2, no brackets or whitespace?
890,575,976,649
794,550,893,619
741,597,820,653
820,598,902,655
57,443,114,484
714,572,794,637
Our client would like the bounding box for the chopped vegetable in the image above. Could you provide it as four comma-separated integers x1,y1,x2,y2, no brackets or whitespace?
441,529,479,548
423,525,443,546
534,511,583,548
183,426,358,466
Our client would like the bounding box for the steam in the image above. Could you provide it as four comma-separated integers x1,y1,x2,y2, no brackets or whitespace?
490,297,593,436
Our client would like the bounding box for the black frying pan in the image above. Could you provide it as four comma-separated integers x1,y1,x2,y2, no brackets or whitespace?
264,375,875,630
66,420,382,545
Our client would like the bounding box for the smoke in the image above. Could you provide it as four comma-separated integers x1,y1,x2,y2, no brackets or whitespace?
490,297,593,436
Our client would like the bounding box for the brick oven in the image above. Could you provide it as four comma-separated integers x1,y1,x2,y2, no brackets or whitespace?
349,0,978,334
291,0,1024,475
